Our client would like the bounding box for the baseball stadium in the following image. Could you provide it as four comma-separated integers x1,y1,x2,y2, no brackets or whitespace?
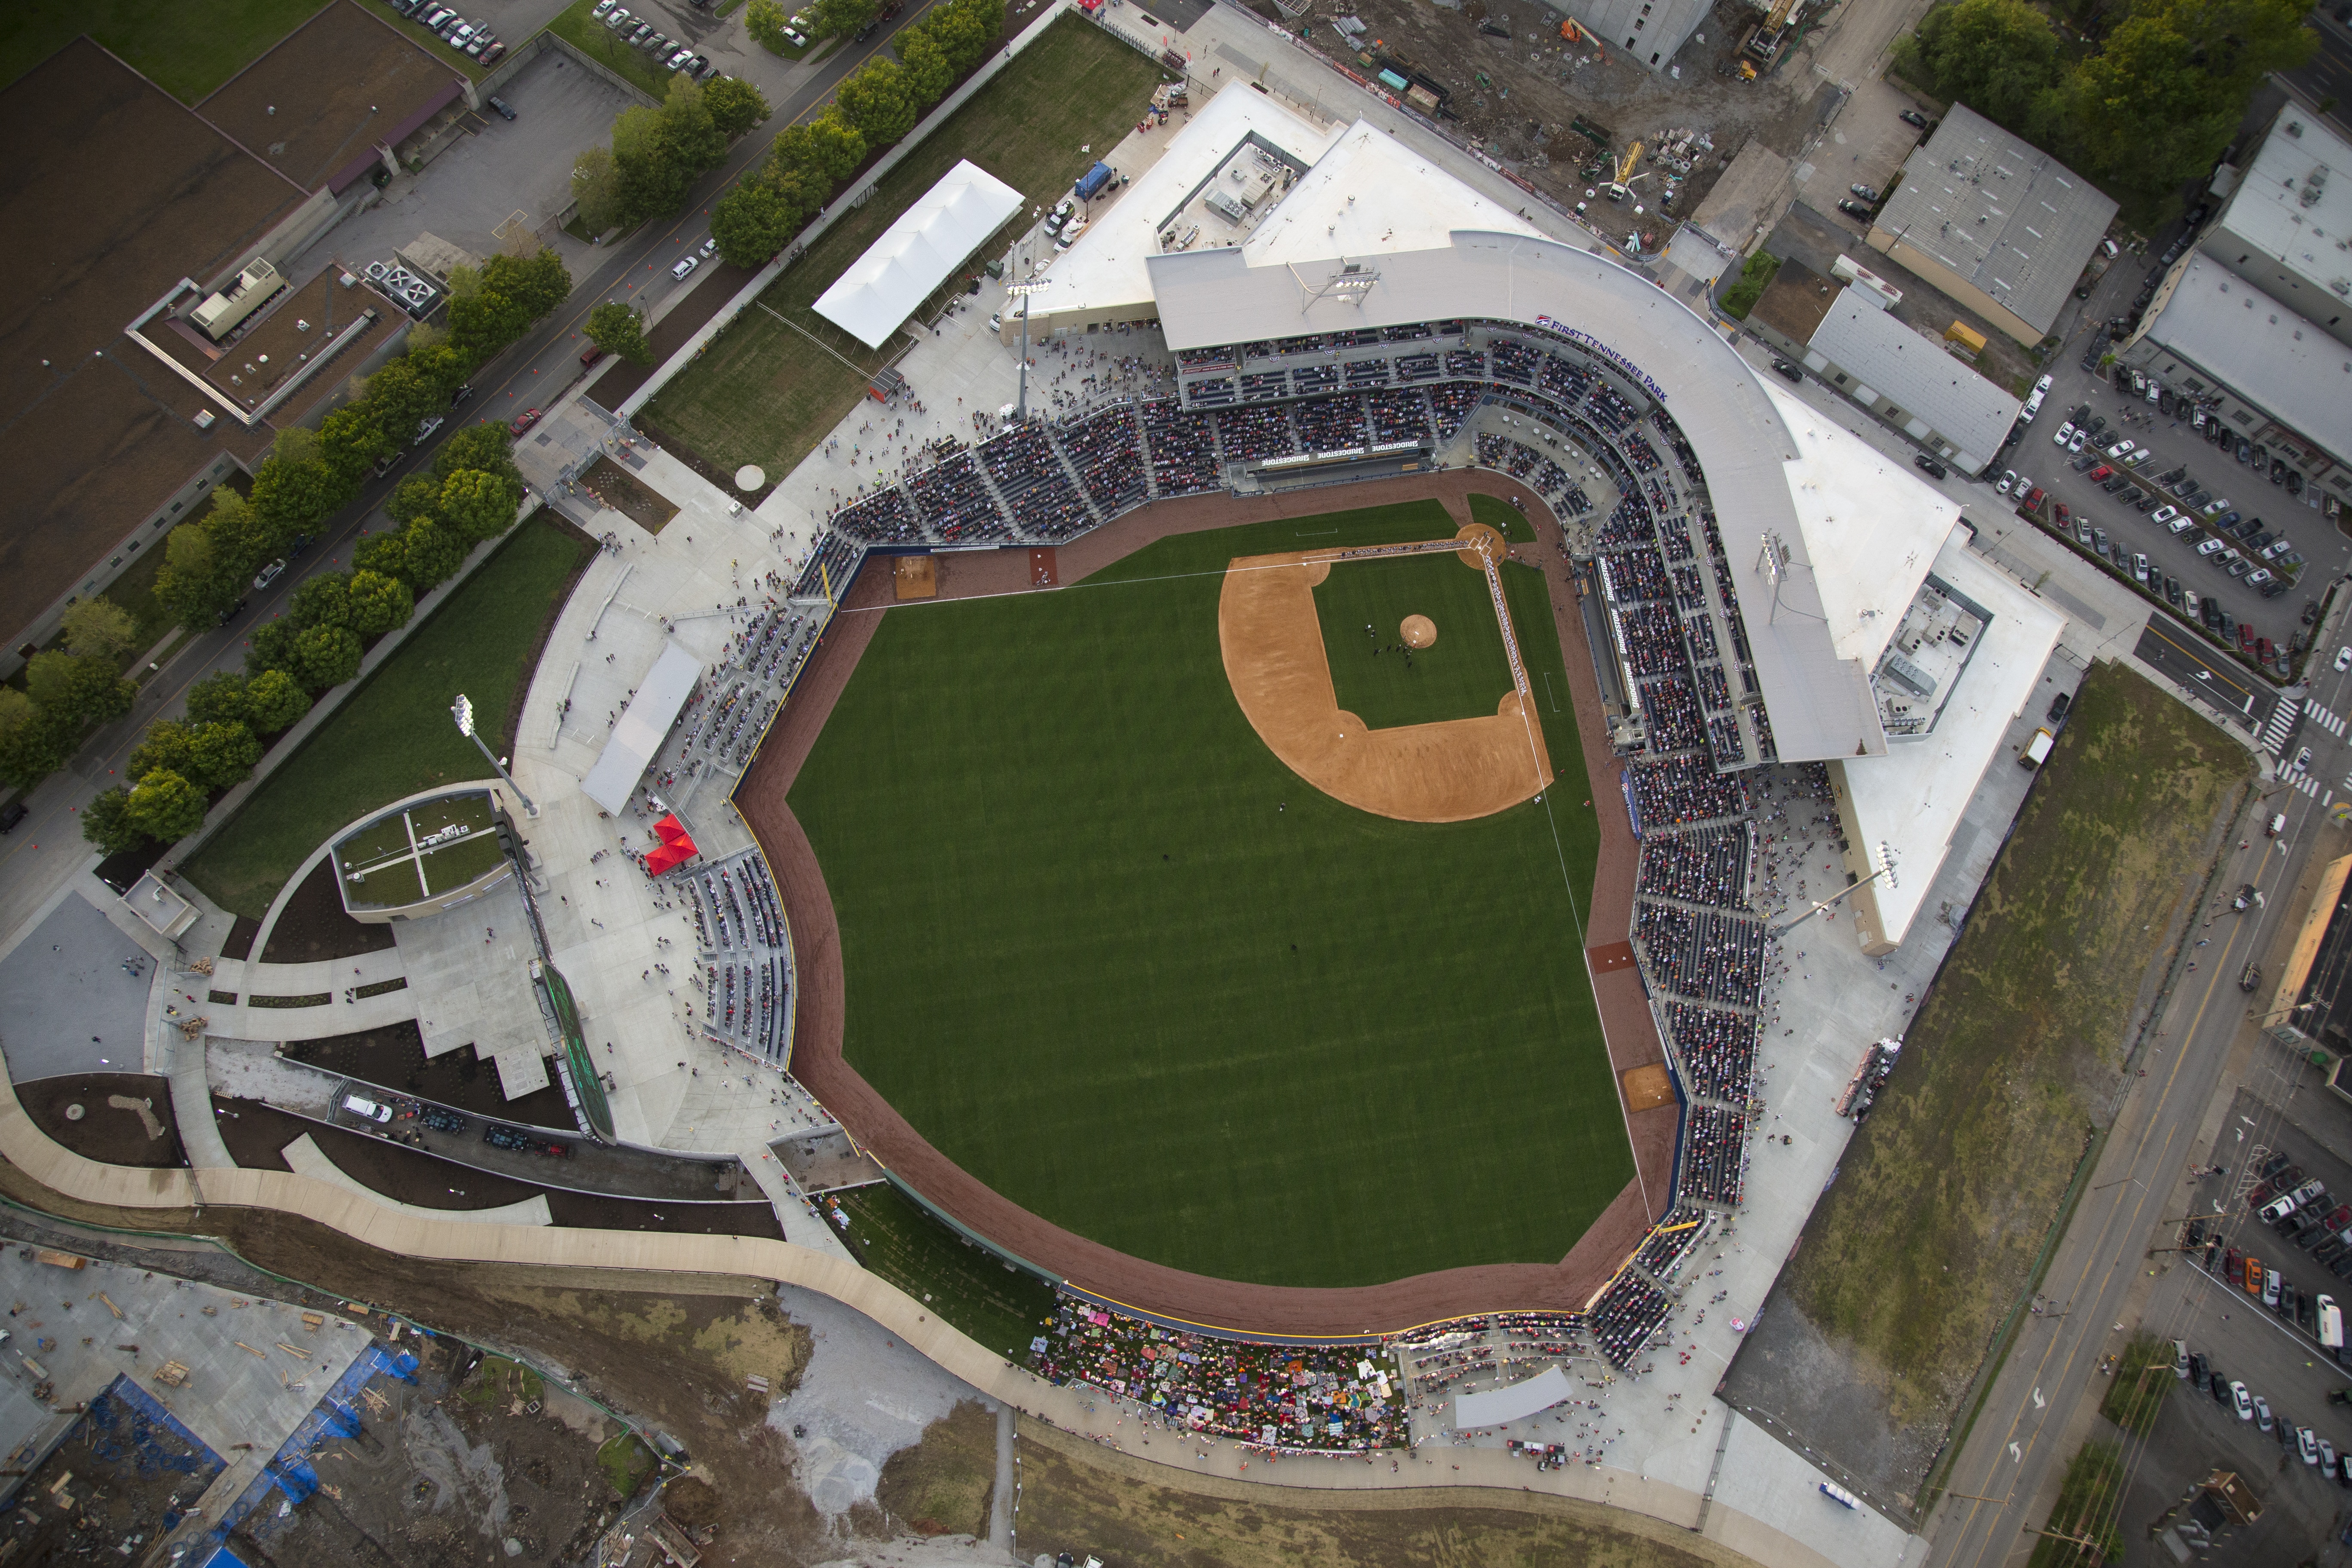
683,85,2063,1350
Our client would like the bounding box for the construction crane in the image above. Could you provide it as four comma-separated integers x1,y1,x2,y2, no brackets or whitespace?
1605,141,1645,202
1743,0,1805,70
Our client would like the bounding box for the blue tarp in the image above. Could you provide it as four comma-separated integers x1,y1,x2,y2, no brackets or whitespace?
209,1343,417,1544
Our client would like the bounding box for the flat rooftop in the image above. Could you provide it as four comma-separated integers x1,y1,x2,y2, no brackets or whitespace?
0,38,297,645
1840,532,2064,944
2214,109,2352,308
2141,254,2352,461
1875,102,2117,337
1749,257,1840,345
196,0,466,195
1804,290,2022,469
133,263,406,427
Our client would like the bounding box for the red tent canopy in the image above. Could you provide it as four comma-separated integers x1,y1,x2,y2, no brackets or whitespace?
644,813,698,875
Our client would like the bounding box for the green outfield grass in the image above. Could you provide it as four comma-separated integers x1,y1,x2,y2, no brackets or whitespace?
789,499,1622,1289
1313,549,1513,731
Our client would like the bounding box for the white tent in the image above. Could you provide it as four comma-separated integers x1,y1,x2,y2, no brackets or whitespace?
1452,1365,1571,1429
814,159,1024,348
582,643,703,816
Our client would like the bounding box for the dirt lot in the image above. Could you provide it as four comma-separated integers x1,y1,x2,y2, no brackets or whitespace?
1007,1417,1745,1568
259,858,401,965
279,1021,575,1128
229,1334,632,1568
7,1378,224,1562
577,457,681,533
21,1071,184,1167
1294,0,1833,250
876,1400,998,1539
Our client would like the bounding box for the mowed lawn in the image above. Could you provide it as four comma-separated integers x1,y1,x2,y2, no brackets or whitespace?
1781,661,2250,1430
790,502,1623,1289
182,517,595,919
642,13,1164,478
6,0,331,100
1314,549,1514,731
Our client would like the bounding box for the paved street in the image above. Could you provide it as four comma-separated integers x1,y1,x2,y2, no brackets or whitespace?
2280,6,2352,146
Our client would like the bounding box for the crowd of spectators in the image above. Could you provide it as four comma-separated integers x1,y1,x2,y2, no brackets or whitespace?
1634,902,1767,1006
1640,674,1706,752
1589,1272,1673,1369
1637,826,1750,908
1665,1002,1760,1104
1626,753,1749,827
1216,404,1297,463
978,423,1092,539
1681,1104,1749,1207
1615,602,1687,679
1366,389,1433,444
906,452,1011,543
1293,394,1369,451
1142,399,1220,493
1061,404,1147,512
1428,381,1482,441
831,487,922,544
1029,1299,1405,1451
1632,1207,1714,1282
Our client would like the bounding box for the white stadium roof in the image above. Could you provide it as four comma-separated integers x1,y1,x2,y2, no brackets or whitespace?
815,159,1023,349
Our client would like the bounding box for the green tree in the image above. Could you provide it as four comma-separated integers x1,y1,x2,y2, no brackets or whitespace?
388,475,446,531
1896,0,2064,132
243,668,310,734
745,0,793,52
125,769,208,843
358,354,454,447
61,599,138,661
658,75,727,176
483,248,573,320
245,619,300,682
156,518,238,629
448,280,533,358
572,145,630,236
439,470,522,543
184,671,251,728
835,58,916,146
434,425,521,489
2062,0,2314,201
344,570,415,639
811,0,879,37
287,572,353,633
80,787,147,856
711,181,799,268
588,301,655,366
772,115,866,186
898,30,956,107
704,75,771,138
387,517,467,592
128,719,197,784
613,104,695,222
0,688,71,791
27,651,134,727
186,720,262,790
293,624,363,689
316,402,391,485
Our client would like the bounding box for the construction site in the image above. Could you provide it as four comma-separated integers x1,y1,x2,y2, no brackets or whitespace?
1276,0,1847,253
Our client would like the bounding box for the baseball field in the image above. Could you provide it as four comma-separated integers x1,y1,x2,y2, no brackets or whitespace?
787,499,1629,1289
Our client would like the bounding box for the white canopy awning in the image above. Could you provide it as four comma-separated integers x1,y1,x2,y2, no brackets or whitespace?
582,643,702,816
1452,1365,1571,1429
814,159,1024,348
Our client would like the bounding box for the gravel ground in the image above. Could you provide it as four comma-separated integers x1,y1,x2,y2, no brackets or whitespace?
209,1037,337,1116
770,1282,992,1520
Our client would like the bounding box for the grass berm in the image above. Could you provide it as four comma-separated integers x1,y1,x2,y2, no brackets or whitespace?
789,501,1623,1289
1779,661,2249,1431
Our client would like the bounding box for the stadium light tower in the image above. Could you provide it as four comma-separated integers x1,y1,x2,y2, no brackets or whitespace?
1006,275,1050,422
453,693,537,817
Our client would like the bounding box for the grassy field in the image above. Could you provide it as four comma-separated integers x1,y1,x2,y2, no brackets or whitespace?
830,1182,1058,1358
4,0,331,100
643,13,1165,477
182,516,594,919
1008,1418,1746,1568
790,501,1621,1289
877,1401,996,1539
1780,661,2248,1430
1314,550,1514,731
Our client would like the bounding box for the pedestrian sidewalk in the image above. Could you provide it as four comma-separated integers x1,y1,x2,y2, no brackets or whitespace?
736,1136,855,1262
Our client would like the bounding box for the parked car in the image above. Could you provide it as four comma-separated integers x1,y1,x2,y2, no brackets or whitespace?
0,802,25,835
252,558,286,592
2233,1380,2254,1419
2052,421,2076,448
1850,184,1880,202
671,254,698,281
510,407,543,435
1770,359,1803,384
2048,691,2072,724
342,1094,393,1123
1837,199,1874,218
486,95,515,120
1997,470,2016,495
420,1106,467,1133
1900,108,1930,128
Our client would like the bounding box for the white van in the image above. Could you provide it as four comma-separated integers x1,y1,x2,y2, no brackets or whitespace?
2021,727,2054,768
2321,1294,2343,1351
342,1094,392,1123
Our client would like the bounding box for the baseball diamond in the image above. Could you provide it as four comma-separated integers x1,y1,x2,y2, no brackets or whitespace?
750,488,1657,1316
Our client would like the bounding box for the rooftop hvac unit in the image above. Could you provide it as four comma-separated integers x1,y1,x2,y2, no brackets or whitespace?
194,410,216,430
364,260,392,282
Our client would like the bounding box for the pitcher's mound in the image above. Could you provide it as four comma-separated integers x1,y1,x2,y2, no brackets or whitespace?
1400,614,1436,648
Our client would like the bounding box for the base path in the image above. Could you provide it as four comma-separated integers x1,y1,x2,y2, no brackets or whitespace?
735,472,1678,1336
